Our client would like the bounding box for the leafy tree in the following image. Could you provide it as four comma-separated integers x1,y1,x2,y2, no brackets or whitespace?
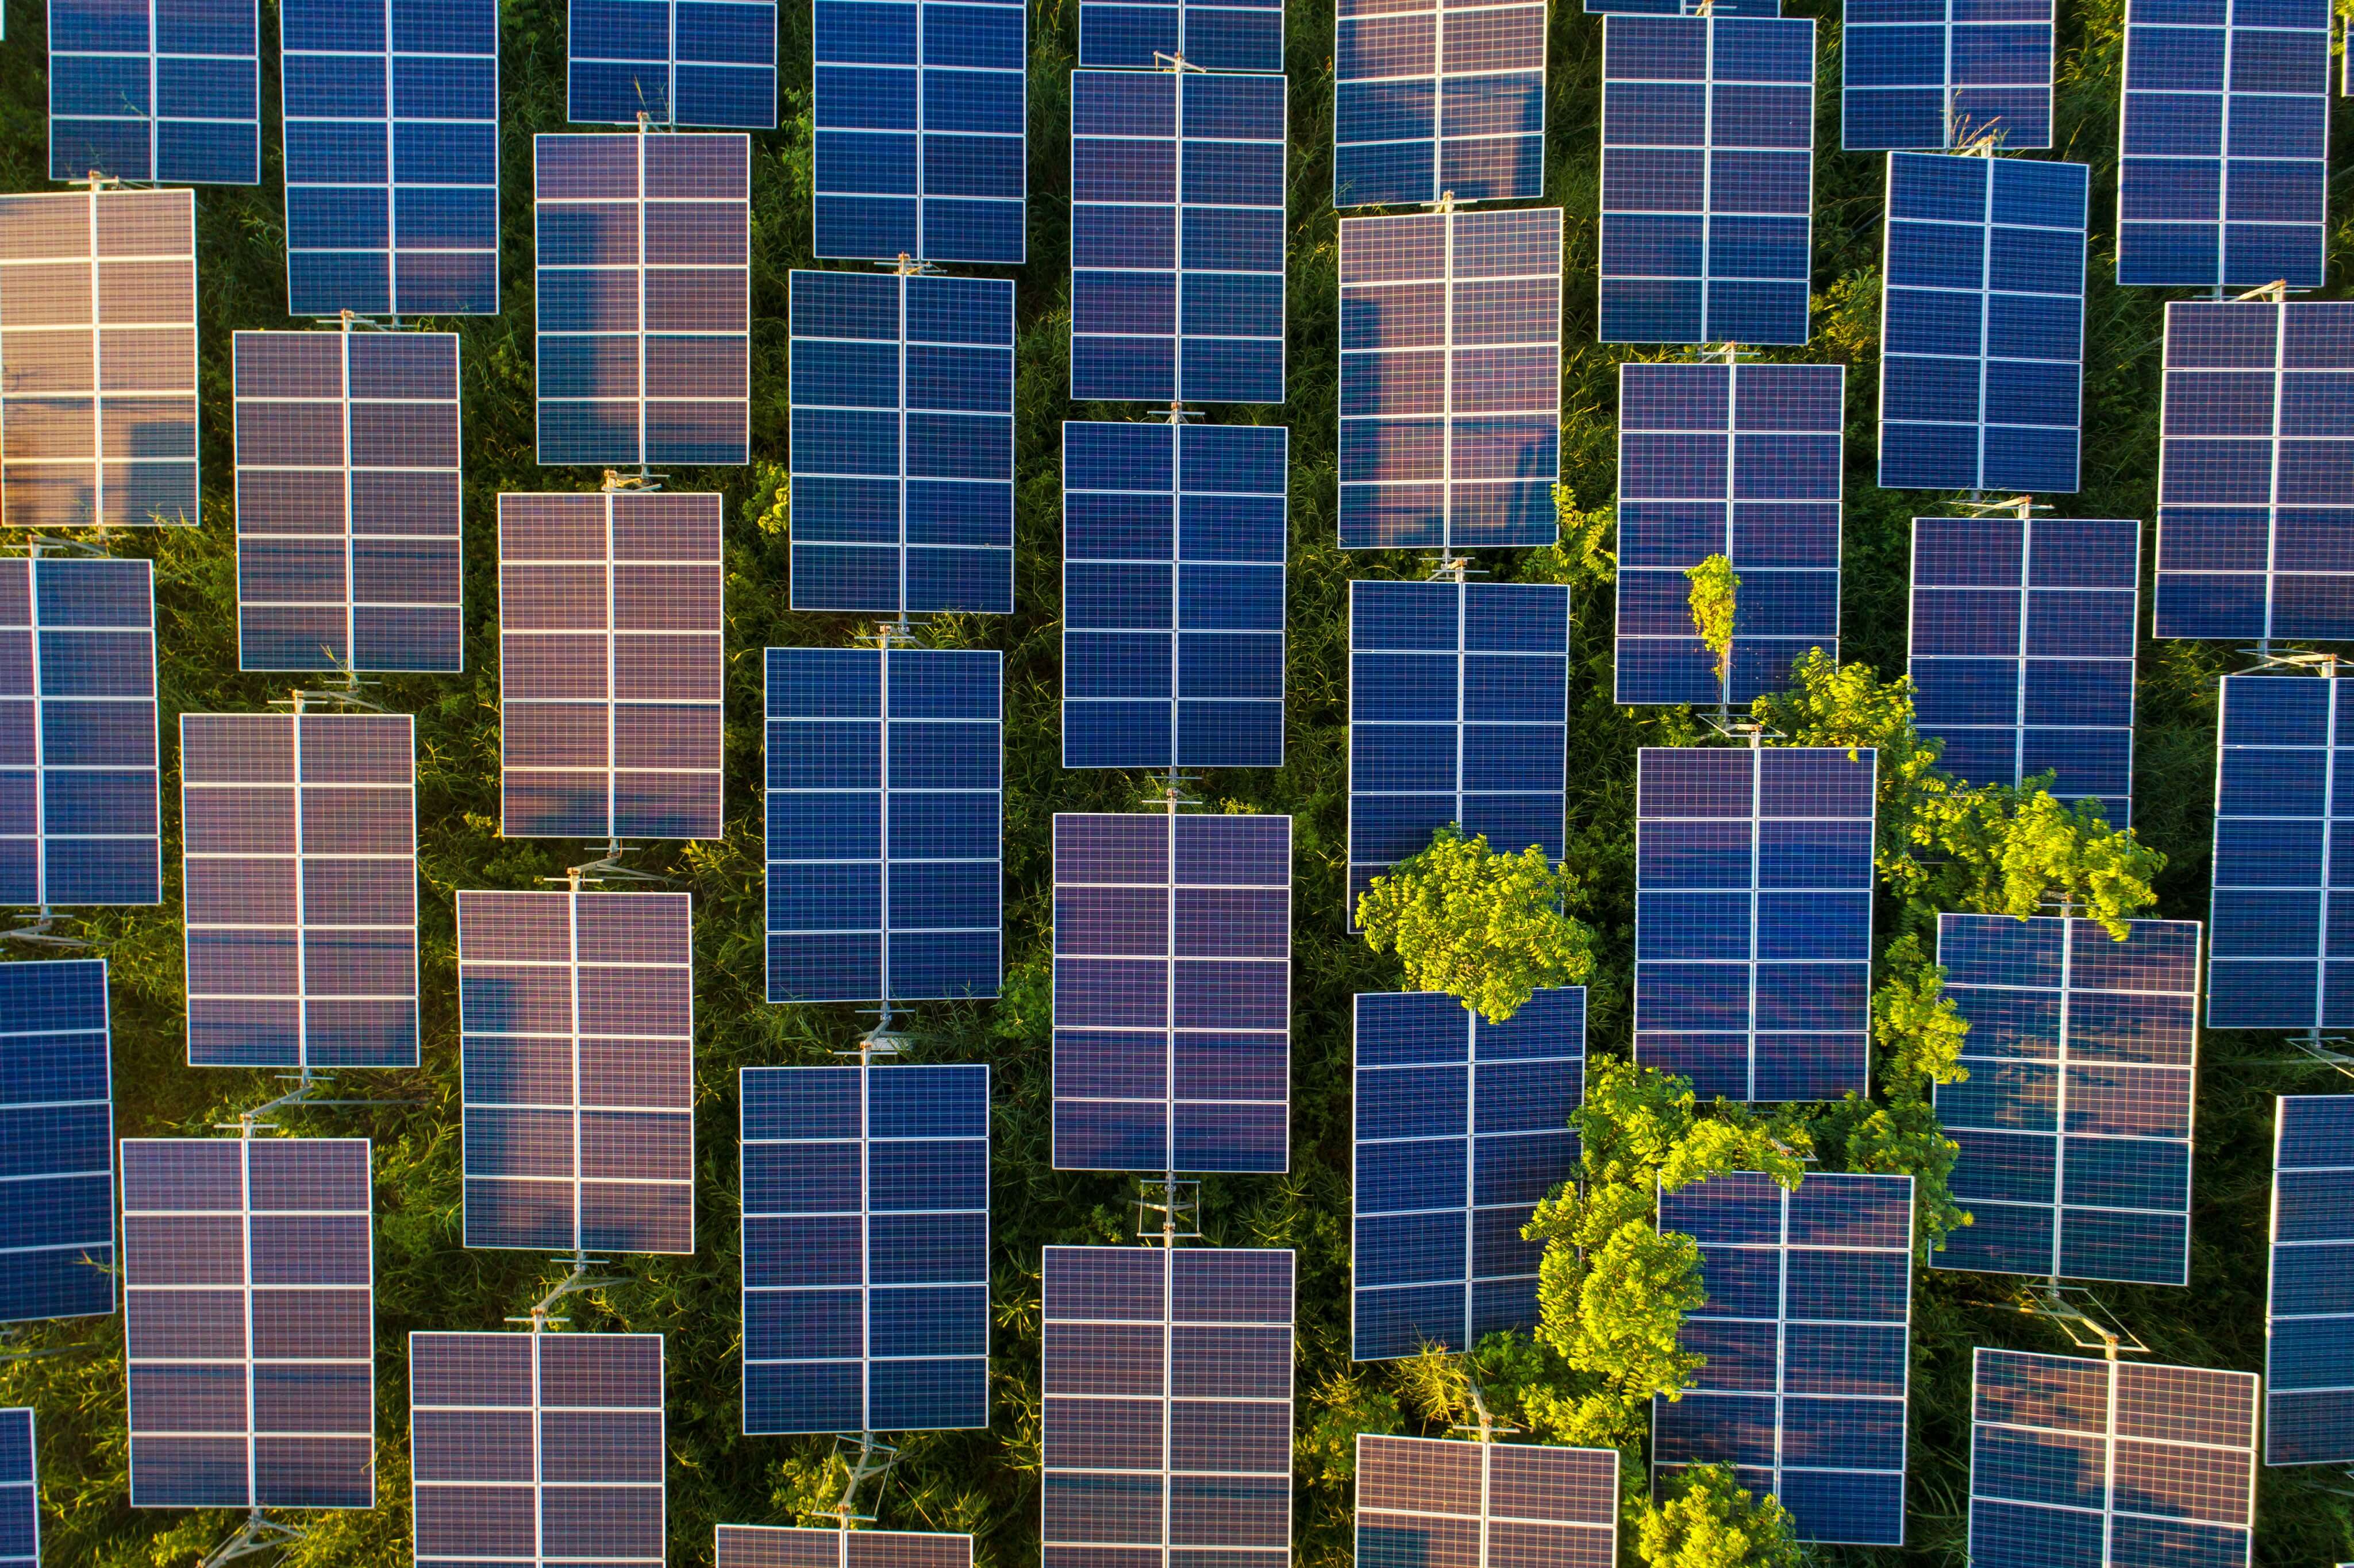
1356,829,1598,1022
1636,1464,1805,1568
1870,931,1970,1092
1684,553,1740,690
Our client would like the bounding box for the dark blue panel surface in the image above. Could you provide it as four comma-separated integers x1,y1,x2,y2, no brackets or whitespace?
1585,0,1780,12
571,0,778,127
1357,1435,1617,1567
0,1408,33,1568
1843,0,2053,151
0,959,113,1326
50,0,260,182
1081,0,1281,70
2267,1093,2354,1465
1333,0,1545,206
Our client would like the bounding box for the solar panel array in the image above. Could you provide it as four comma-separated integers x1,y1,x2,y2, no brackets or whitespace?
0,1409,31,1568
1879,151,2087,495
716,1525,974,1568
1053,811,1290,1174
1614,361,1842,707
1332,0,1545,207
2268,1093,2354,1466
741,1064,990,1436
182,712,419,1072
49,0,259,183
121,1136,375,1510
1352,986,1583,1361
765,647,1003,1006
1841,0,2054,151
1598,16,1815,347
787,271,1016,617
282,0,501,317
570,0,778,127
1634,744,1875,1103
534,133,751,467
1040,1246,1293,1567
1063,420,1287,769
1653,1170,1914,1547
1356,1434,1618,1568
232,330,464,673
499,491,725,841
1080,0,1282,71
0,958,114,1326
1337,207,1562,550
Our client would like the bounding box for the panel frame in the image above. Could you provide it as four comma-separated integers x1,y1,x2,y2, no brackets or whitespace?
1331,0,1548,208
0,957,115,1326
568,0,780,129
1840,0,2056,152
2267,1093,2354,1466
48,0,261,184
716,1524,977,1567
0,1408,32,1568
1078,0,1284,71
1354,1433,1619,1567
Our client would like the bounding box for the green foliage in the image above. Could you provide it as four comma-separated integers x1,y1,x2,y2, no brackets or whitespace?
1684,553,1740,689
1871,931,1971,1093
1636,1464,1805,1568
1356,829,1598,1023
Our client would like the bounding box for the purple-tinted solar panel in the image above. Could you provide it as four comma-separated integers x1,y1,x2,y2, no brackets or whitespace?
1357,1434,1617,1567
716,1525,974,1566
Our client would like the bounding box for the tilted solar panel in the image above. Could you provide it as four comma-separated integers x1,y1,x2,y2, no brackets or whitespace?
49,0,259,183
1063,420,1287,769
499,491,725,840
282,0,501,317
570,0,777,127
788,271,1016,616
1599,16,1814,346
1585,0,1782,13
1842,0,2054,151
1053,811,1290,1173
1614,361,1841,706
1333,0,1545,207
1338,208,1562,550
0,1409,32,1568
765,647,1003,1005
0,958,114,1324
1352,986,1583,1361
122,1137,374,1510
1080,0,1282,71
1356,1434,1617,1568
741,1064,989,1435
1041,1246,1293,1567
1653,1170,1914,1546
717,1525,975,1567
1879,152,2087,494
2268,1093,2354,1466
535,133,750,467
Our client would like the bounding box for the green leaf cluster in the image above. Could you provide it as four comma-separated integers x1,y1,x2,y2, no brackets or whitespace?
1636,1465,1805,1568
1356,829,1599,1023
1683,554,1740,688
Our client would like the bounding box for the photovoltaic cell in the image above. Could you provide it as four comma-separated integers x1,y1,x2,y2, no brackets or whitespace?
1614,360,1842,706
1584,0,1782,13
1356,1434,1617,1568
717,1525,974,1567
2267,1093,2354,1466
788,271,1015,617
1332,0,1545,207
1352,986,1583,1361
1653,1170,1914,1547
1041,1246,1293,1567
1842,0,2054,151
0,958,114,1325
0,1409,32,1568
122,1136,374,1510
49,0,259,183
1063,420,1287,769
1080,0,1282,71
1053,812,1290,1174
570,0,777,127
740,1064,989,1435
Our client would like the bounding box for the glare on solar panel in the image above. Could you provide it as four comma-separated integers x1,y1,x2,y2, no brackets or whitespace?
1080,0,1282,71
716,1524,975,1567
2267,1093,2354,1466
1333,0,1545,207
570,0,778,127
1356,1434,1617,1568
0,958,114,1325
49,0,259,183
1841,0,2055,151
1338,207,1562,550
0,1409,33,1568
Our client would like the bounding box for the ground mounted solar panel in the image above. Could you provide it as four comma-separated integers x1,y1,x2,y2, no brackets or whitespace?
1614,361,1841,706
0,958,114,1325
1080,0,1282,71
1599,16,1814,346
716,1525,974,1567
122,1136,374,1510
282,0,500,316
1040,1246,1293,1567
49,0,259,183
1968,1348,2257,1568
741,1063,989,1435
788,271,1016,616
1063,420,1287,769
570,0,777,126
1842,0,2054,151
535,133,750,467
765,647,1003,1006
0,190,197,530
1338,208,1561,550
2268,1093,2354,1465
1352,986,1583,1361
1332,0,1545,207
1584,0,1782,13
0,1409,31,1568
1356,1434,1617,1567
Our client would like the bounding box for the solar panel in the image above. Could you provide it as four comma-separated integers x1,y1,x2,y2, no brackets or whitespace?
1071,68,1286,406
740,1063,989,1435
182,712,419,1072
1841,0,2054,151
1053,812,1290,1173
1332,0,1545,207
1041,1246,1293,1566
716,1525,974,1567
282,0,501,317
2268,1093,2354,1466
410,1331,666,1567
788,271,1015,616
1653,1169,1913,1547
765,647,1003,1006
535,133,750,467
2117,0,2329,290
1584,0,1782,13
1337,207,1561,550
1080,0,1282,71
49,0,259,183
1909,516,2139,824
1352,986,1583,1361
813,0,1026,263
1598,16,1814,346
232,330,464,673
0,1409,32,1568
570,0,777,126
0,958,114,1324
1062,420,1287,769
1614,361,1841,706
1356,1434,1617,1568
0,189,197,530
121,1136,374,1509
1968,1349,2257,1568
2152,300,2354,643
499,491,725,840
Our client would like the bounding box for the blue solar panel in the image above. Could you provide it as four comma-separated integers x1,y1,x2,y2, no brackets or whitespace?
1080,0,1281,71
740,1063,989,1436
1333,0,1545,207
0,1409,33,1568
1053,811,1290,1173
49,0,259,183
1357,1435,1617,1568
717,1525,974,1567
1352,987,1583,1361
2152,300,2354,643
1909,516,2139,823
1614,361,1842,706
814,0,1026,263
0,958,113,1325
1063,420,1287,769
2118,0,2329,290
1585,0,1781,13
1599,16,1814,346
1071,69,1287,406
1842,0,2053,151
1338,208,1562,550
2267,1093,2354,1466
282,0,501,317
788,271,1015,616
1879,152,2087,494
570,0,777,126
535,133,750,467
